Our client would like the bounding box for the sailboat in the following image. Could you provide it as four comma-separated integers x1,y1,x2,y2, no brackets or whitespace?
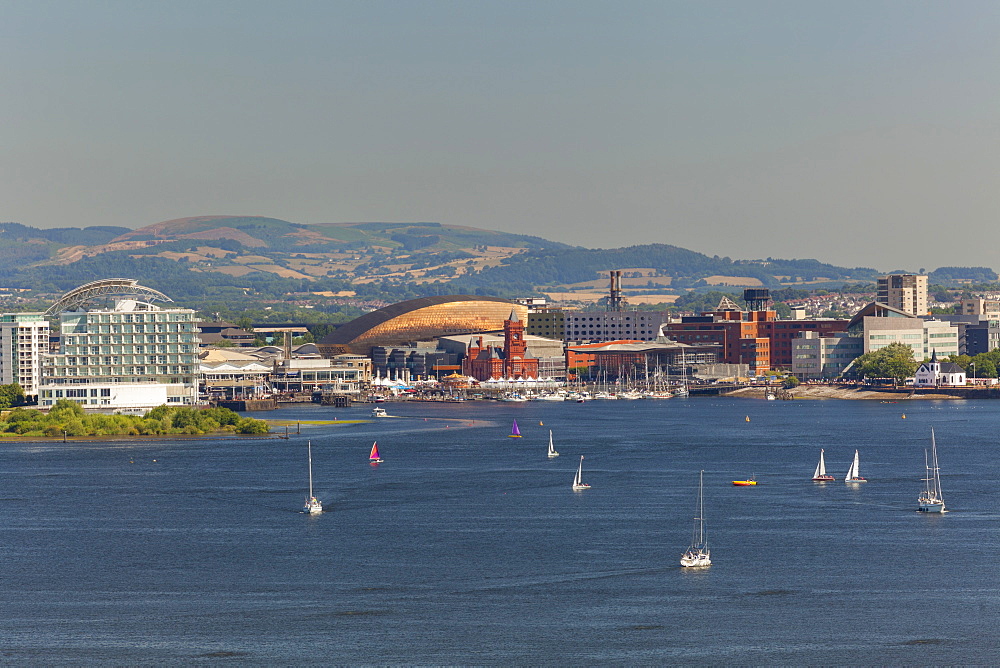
304,440,322,514
845,449,866,482
918,428,946,513
369,441,383,464
509,419,522,438
812,448,835,482
572,455,590,490
547,430,559,458
680,470,711,567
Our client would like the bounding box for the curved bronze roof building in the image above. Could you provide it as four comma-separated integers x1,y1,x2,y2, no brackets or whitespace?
320,295,526,354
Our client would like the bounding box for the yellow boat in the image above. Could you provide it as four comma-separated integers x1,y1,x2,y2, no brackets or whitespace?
732,478,757,486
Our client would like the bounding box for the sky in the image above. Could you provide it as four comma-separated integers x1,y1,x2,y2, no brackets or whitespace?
3,0,999,271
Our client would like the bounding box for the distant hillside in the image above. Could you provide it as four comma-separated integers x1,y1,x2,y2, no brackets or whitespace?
0,222,131,269
0,216,991,316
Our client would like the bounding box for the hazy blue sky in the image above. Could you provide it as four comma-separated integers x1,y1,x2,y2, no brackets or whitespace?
3,1,999,270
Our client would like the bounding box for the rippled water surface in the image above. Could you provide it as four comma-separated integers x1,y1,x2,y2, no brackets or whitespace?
3,398,1000,664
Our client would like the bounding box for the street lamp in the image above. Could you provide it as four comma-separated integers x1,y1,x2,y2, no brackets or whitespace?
971,362,976,383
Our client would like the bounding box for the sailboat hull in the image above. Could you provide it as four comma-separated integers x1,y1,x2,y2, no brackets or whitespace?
918,500,945,513
305,499,323,514
680,550,711,567
812,475,835,482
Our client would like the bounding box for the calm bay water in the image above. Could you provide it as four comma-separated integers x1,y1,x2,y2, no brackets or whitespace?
3,397,1000,665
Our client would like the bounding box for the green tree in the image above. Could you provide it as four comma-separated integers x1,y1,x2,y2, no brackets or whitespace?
783,375,800,389
772,302,792,319
0,383,26,409
235,417,270,434
234,315,254,332
855,342,917,385
969,354,998,379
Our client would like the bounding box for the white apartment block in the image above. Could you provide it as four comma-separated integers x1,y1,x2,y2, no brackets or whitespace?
564,310,669,342
0,313,50,398
877,274,928,316
39,293,201,410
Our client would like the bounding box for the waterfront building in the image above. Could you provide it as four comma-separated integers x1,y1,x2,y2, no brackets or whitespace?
462,310,541,381
922,314,1000,356
912,351,966,387
563,309,670,343
199,348,273,400
846,302,959,360
791,331,864,380
270,355,370,393
877,274,927,316
37,279,201,410
659,295,848,375
565,333,723,382
439,329,565,380
369,342,460,380
318,295,524,356
0,313,50,400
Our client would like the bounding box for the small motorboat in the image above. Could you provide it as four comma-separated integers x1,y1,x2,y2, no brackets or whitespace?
732,478,757,486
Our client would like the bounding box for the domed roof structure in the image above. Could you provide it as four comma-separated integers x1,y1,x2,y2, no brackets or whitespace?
320,295,526,354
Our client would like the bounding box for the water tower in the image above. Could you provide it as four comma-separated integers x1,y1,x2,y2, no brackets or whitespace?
743,288,771,312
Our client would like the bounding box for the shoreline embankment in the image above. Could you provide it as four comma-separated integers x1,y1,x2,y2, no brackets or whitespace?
725,385,1000,400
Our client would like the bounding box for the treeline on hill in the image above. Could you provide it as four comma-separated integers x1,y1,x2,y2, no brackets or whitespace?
0,401,269,438
0,222,129,246
434,245,880,296
928,267,998,283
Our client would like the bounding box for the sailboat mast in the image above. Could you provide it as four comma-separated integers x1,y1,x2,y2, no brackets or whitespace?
308,440,314,499
931,430,942,500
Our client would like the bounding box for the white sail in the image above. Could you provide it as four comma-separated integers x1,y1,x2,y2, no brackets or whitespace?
919,428,945,512
304,440,322,514
813,449,826,478
547,430,559,458
846,450,860,480
680,470,711,567
572,455,589,490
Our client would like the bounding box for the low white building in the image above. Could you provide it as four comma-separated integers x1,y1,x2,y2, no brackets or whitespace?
199,348,273,400
912,352,966,387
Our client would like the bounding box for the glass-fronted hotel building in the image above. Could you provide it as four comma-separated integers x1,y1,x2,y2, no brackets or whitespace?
38,292,201,410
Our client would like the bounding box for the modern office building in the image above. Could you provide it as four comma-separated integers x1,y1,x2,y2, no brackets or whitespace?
790,331,864,380
846,302,959,360
0,313,50,399
925,315,1000,356
37,279,201,410
877,274,928,316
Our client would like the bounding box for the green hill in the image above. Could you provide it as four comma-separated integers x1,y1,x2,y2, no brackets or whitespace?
0,216,990,320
